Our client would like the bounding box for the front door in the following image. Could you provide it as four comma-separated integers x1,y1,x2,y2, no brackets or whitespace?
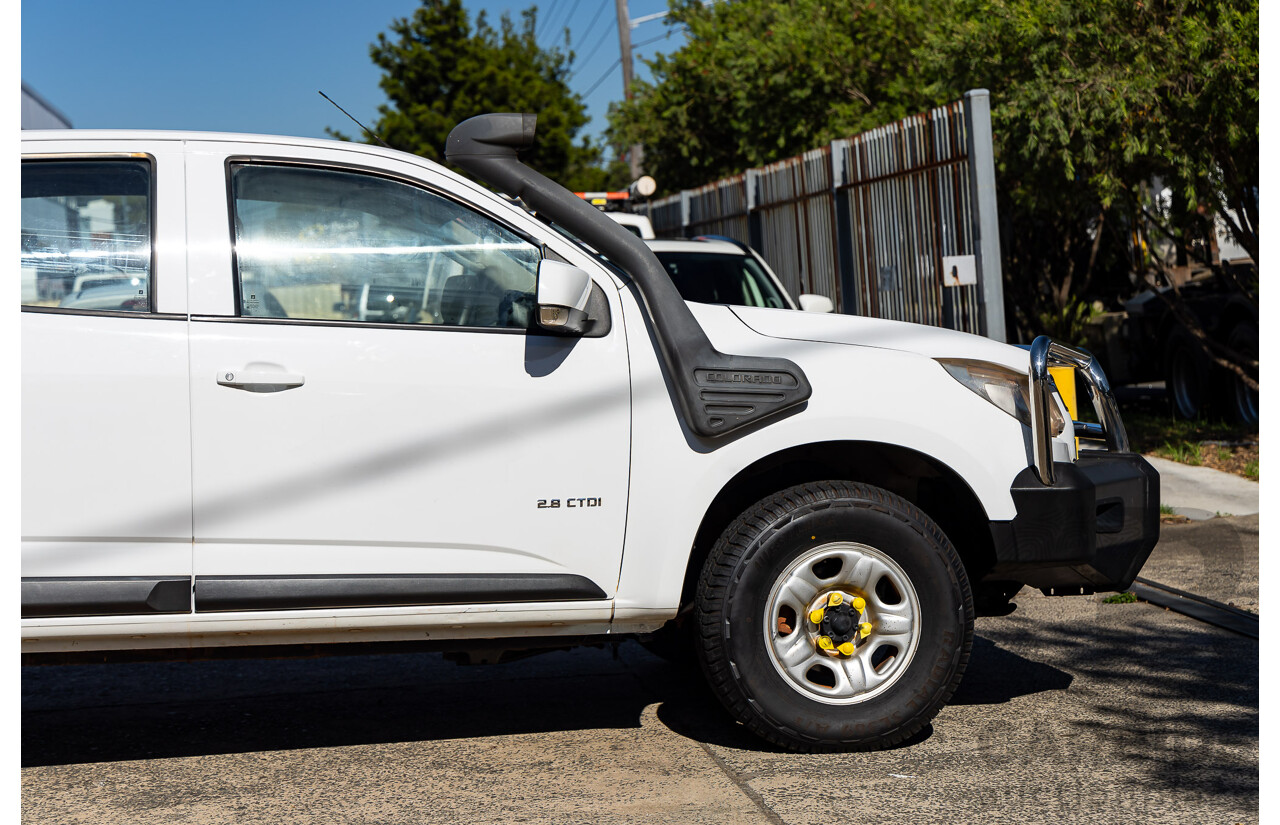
187,156,631,617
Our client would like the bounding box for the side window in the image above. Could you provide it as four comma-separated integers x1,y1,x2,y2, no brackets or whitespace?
21,160,153,312
230,164,541,329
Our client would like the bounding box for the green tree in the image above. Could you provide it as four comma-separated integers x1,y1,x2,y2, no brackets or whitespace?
608,0,943,191
926,0,1257,270
925,0,1257,382
339,0,622,191
610,0,1256,352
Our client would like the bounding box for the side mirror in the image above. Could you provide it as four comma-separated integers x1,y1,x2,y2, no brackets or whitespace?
536,260,594,335
798,293,834,313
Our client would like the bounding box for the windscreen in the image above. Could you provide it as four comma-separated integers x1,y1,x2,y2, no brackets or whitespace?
652,250,790,309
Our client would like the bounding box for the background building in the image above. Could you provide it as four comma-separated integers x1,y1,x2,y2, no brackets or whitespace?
22,82,72,129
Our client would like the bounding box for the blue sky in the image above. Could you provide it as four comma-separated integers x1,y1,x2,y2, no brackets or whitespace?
20,0,681,153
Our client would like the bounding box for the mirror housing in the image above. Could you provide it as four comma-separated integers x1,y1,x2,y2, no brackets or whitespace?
798,293,834,313
536,260,594,335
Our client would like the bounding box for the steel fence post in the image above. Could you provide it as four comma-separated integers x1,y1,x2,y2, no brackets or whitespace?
964,89,1007,342
745,168,764,253
831,139,858,316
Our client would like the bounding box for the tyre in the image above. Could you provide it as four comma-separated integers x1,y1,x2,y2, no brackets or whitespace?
1165,326,1210,420
1226,322,1259,426
695,481,973,752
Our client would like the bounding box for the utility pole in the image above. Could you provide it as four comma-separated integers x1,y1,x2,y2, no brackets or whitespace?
615,0,644,179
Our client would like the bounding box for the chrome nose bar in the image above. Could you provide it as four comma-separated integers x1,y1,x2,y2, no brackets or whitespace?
1029,335,1131,485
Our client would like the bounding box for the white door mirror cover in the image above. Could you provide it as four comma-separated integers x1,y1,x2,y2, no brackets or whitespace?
798,294,835,313
536,260,595,334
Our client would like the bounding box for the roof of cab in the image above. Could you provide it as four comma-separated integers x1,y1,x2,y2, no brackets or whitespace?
20,129,425,165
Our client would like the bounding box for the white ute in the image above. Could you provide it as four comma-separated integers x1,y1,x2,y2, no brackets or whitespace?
21,115,1159,752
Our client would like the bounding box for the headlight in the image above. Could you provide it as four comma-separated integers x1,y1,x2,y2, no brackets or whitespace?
936,359,1066,435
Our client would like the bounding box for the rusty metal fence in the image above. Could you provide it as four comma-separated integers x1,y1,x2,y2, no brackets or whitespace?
644,90,1006,341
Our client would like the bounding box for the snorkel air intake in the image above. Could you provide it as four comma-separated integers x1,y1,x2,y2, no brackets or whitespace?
446,113,811,439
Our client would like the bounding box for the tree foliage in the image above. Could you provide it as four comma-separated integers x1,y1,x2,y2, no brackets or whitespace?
608,0,942,191
341,0,621,191
925,0,1259,280
609,0,1257,346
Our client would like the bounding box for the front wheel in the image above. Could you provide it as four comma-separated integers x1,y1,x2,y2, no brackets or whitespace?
695,481,973,751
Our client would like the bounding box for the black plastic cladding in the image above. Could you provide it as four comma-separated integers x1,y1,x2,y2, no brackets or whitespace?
445,113,812,439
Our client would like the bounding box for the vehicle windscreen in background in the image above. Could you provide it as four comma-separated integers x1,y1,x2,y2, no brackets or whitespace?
652,251,789,309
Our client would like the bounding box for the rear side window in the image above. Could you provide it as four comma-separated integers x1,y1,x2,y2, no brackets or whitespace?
230,164,540,329
21,160,153,312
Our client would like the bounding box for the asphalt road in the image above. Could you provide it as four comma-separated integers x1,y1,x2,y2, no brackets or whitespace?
22,517,1258,825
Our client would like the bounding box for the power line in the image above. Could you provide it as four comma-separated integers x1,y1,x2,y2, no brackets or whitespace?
632,31,676,50
573,24,681,94
548,0,583,46
535,0,562,39
582,58,622,98
569,5,619,80
571,0,609,52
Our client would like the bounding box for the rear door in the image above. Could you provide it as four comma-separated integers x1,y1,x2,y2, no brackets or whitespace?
21,140,192,620
184,142,632,618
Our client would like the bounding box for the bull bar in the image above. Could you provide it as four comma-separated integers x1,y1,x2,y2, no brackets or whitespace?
1028,335,1131,486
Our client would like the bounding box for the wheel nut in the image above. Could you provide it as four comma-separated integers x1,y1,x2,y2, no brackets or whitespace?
827,592,844,607
851,596,866,612
837,641,856,656
817,635,835,650
859,622,873,638
809,608,825,625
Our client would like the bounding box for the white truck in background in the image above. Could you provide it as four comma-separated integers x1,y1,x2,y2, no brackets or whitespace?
605,210,656,239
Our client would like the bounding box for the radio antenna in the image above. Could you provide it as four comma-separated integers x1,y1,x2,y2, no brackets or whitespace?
319,90,393,150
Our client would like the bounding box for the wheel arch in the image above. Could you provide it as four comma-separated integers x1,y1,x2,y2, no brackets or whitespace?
678,441,996,611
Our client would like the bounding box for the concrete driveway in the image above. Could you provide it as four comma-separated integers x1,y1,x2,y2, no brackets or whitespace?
22,518,1257,825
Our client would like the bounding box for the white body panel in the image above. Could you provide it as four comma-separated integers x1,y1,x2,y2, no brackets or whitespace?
22,138,191,582
21,130,1059,653
186,322,630,584
611,301,1050,615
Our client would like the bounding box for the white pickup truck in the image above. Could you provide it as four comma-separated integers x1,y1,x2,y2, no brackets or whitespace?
21,114,1159,752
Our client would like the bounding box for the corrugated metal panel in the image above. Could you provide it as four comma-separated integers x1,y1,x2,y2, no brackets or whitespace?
836,100,981,332
686,175,749,241
650,195,684,236
628,96,996,334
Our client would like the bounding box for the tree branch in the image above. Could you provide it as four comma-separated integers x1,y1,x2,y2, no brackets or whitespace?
1142,263,1258,391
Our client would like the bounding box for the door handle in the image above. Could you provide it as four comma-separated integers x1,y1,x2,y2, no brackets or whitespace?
217,368,305,392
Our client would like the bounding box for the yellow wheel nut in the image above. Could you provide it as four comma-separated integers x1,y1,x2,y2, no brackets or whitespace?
817,635,835,650
808,608,825,625
859,622,873,638
828,592,844,607
836,642,856,656
851,596,866,612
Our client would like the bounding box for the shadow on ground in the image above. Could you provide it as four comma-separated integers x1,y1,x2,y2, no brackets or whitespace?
23,645,652,767
21,601,1257,794
980,605,1258,800
24,631,1071,767
950,635,1074,705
